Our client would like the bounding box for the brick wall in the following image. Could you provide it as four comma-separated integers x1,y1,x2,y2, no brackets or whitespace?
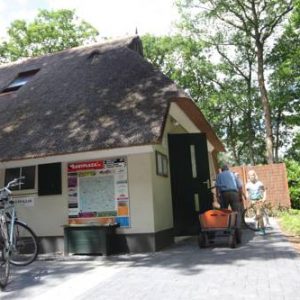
231,163,290,208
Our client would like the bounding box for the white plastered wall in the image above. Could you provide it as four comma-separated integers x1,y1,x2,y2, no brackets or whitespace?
0,146,157,237
125,153,155,233
151,116,187,232
15,164,68,236
0,162,68,236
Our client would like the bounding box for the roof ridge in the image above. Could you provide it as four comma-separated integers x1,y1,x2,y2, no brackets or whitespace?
0,35,140,69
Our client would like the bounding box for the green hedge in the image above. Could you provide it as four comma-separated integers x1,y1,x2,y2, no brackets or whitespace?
285,160,300,209
278,209,300,235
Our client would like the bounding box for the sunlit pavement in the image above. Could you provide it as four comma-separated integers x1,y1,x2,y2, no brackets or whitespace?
2,218,300,300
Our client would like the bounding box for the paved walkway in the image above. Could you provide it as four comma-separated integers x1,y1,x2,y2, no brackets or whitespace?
2,218,300,300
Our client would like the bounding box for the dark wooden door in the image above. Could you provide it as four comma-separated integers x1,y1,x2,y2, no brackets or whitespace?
168,133,212,235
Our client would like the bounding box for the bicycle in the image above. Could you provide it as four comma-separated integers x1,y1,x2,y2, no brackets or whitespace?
0,177,39,289
242,200,271,232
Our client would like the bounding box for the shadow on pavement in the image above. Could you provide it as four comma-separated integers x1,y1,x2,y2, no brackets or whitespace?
2,262,96,297
2,219,299,298
104,226,299,275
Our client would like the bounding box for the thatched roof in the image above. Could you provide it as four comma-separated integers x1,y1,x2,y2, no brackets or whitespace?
0,36,223,162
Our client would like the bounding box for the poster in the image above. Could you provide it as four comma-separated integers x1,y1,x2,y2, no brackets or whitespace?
67,158,130,227
79,175,115,212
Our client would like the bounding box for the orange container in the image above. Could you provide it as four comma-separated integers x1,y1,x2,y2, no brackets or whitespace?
117,206,129,216
199,209,237,229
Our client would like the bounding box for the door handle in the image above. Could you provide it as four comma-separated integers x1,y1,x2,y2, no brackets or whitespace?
201,179,210,188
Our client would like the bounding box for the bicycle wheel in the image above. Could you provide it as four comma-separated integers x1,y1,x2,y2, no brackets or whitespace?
0,228,10,289
8,221,39,266
242,207,260,231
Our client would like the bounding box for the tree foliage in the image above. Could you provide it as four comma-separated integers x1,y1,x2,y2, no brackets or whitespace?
269,1,300,161
176,0,293,164
0,9,99,63
142,34,216,102
285,159,300,209
144,1,297,165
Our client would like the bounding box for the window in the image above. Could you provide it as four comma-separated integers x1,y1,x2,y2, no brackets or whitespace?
190,145,197,178
5,166,35,190
1,69,39,93
155,151,168,177
38,163,62,196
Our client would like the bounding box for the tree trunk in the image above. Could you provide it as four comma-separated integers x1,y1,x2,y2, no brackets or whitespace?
274,109,282,163
246,73,256,165
256,41,274,164
227,114,239,164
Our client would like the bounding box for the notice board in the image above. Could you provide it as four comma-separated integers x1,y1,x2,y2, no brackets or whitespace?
67,158,130,227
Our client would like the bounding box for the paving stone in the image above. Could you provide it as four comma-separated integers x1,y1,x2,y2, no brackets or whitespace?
2,218,300,300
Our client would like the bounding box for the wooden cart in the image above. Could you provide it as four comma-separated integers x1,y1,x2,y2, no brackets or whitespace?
198,209,238,248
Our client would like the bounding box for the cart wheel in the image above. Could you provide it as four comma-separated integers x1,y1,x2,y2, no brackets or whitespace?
198,232,208,248
229,233,237,248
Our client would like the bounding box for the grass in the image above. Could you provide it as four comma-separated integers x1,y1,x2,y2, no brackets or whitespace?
277,209,300,236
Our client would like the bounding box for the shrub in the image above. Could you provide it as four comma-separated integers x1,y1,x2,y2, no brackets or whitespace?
285,160,300,209
278,209,300,235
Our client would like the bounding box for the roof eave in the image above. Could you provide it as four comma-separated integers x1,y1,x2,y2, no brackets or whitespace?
171,97,225,152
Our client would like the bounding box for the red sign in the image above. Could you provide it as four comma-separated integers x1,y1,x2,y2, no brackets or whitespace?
68,160,104,172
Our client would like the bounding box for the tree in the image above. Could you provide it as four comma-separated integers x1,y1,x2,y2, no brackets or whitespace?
268,0,300,161
176,0,293,164
209,31,266,164
0,9,99,63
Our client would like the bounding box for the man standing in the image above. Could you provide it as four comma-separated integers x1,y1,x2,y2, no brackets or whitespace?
216,164,243,242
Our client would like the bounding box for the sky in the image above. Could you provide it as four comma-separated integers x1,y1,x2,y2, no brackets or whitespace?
0,0,179,39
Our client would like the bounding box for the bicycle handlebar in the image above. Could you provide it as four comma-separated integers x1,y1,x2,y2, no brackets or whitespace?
0,177,25,194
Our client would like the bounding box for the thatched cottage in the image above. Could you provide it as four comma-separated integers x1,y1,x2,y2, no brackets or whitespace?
0,36,224,254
